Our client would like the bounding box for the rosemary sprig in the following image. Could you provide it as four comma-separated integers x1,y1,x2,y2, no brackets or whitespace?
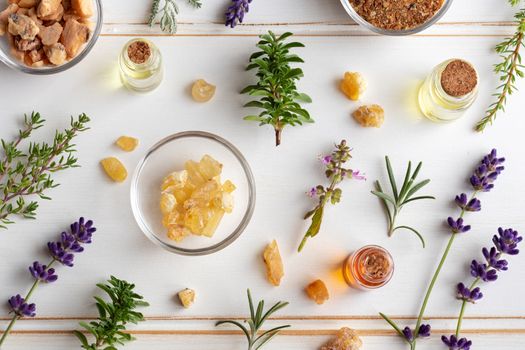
242,31,313,146
476,3,525,131
74,276,149,350
216,289,290,350
0,112,90,229
148,0,202,34
371,156,434,248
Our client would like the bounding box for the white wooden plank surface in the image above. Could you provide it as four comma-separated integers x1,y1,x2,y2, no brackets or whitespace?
1,0,525,349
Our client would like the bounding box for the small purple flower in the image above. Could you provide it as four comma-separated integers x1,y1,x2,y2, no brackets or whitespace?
351,170,366,181
418,324,431,338
48,241,75,267
454,193,468,208
470,149,505,192
465,198,481,212
307,187,317,198
29,262,58,283
493,227,522,255
402,324,431,342
225,0,252,28
320,155,332,165
482,247,508,271
8,295,36,317
442,335,472,350
447,217,471,234
456,283,483,303
470,260,498,282
402,327,413,342
71,217,96,244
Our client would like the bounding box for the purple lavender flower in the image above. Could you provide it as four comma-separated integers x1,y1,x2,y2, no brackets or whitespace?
29,262,58,283
482,247,508,271
493,227,522,255
8,295,36,317
225,0,252,28
470,260,498,282
418,324,431,338
71,217,96,244
442,335,472,350
402,327,414,342
47,217,96,267
48,241,75,267
454,194,480,211
402,324,431,342
456,283,483,303
447,217,471,234
470,149,505,192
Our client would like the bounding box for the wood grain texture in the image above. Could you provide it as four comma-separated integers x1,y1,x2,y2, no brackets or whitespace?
1,0,524,349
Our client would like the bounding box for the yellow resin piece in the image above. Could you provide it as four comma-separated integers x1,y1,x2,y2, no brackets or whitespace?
191,79,216,103
340,72,366,101
160,155,235,241
321,328,362,350
263,240,284,286
100,157,127,182
352,104,385,128
115,136,139,152
305,279,330,305
178,288,196,308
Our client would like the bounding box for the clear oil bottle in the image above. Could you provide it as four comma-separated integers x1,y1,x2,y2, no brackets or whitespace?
119,38,163,93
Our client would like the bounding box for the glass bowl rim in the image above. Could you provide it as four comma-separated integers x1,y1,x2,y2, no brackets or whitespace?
130,131,257,256
339,0,454,36
0,0,103,75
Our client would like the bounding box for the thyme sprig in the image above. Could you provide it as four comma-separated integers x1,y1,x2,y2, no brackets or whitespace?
0,112,90,229
242,31,313,146
74,276,149,350
216,289,289,350
476,3,525,131
148,0,202,34
371,156,434,248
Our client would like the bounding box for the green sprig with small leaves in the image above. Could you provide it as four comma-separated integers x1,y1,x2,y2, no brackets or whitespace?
298,140,363,252
476,1,525,131
216,289,289,350
148,0,202,34
371,157,434,248
242,31,313,146
0,112,90,229
74,276,149,350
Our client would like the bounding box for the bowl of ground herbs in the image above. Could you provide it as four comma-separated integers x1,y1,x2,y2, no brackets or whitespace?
340,0,453,35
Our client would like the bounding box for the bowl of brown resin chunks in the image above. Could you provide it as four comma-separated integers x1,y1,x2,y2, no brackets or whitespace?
0,0,102,74
340,0,453,35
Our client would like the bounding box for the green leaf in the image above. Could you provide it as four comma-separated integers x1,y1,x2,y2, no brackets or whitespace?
402,195,435,205
244,101,265,108
371,190,395,206
306,206,324,238
404,179,431,200
385,156,399,201
295,93,312,103
393,226,426,248
73,330,89,347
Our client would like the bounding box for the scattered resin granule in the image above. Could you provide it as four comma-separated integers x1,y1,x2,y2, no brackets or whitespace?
352,104,384,128
263,240,284,286
305,279,329,305
178,288,196,308
340,72,366,101
321,327,362,350
100,157,128,182
192,79,216,102
115,136,139,152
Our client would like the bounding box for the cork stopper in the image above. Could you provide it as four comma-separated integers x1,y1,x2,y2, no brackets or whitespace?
440,59,478,97
127,40,151,64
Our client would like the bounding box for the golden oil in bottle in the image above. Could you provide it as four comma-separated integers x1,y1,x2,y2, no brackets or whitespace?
119,38,163,92
418,59,479,122
343,245,394,290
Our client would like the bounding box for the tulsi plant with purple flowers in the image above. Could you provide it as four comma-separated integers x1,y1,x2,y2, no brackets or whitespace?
225,0,252,28
0,217,96,347
372,157,435,248
442,227,522,350
380,149,505,350
298,140,365,252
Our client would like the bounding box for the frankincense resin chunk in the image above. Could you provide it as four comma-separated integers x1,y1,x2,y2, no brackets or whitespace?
352,104,384,128
321,327,362,350
340,72,366,101
305,279,329,305
100,157,127,183
263,240,284,286
115,136,139,152
177,288,196,309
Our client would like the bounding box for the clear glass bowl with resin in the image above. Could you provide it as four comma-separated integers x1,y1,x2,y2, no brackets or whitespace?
339,0,453,36
130,131,256,256
0,0,102,75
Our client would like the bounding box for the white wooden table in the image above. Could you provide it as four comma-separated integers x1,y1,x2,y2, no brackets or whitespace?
1,0,525,349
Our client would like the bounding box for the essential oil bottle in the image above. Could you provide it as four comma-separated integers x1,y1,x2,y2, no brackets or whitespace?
343,245,394,290
119,38,163,93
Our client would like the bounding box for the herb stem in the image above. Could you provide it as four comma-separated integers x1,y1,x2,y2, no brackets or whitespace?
0,315,18,347
455,277,481,337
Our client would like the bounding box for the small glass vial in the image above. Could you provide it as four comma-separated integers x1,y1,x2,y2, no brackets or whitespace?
343,245,394,290
418,59,478,122
119,38,163,93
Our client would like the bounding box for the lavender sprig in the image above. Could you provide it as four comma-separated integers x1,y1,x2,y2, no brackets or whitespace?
380,149,505,350
298,140,364,252
225,0,252,28
442,228,522,350
0,217,96,347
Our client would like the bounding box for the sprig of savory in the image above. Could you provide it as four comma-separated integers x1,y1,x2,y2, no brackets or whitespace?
476,2,525,131
0,112,90,229
242,31,313,146
148,0,202,34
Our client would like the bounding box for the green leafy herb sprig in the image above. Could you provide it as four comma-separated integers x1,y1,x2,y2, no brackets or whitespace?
148,0,202,34
298,140,364,252
371,157,434,248
242,31,313,146
216,289,289,350
476,1,525,131
74,276,149,350
0,112,90,229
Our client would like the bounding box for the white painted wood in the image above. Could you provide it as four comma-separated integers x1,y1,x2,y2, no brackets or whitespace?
1,0,525,348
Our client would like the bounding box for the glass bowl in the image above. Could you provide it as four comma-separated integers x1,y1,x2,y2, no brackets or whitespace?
130,131,256,256
0,0,102,74
339,0,453,36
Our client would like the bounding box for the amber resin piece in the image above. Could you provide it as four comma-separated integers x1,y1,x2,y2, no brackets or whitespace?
100,157,127,182
191,79,216,103
340,72,366,101
177,288,196,308
115,136,139,152
305,279,329,305
321,327,362,350
352,104,384,128
263,240,284,286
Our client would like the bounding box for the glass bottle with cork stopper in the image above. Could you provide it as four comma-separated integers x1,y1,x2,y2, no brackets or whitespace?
418,58,479,122
119,38,163,93
343,245,394,290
